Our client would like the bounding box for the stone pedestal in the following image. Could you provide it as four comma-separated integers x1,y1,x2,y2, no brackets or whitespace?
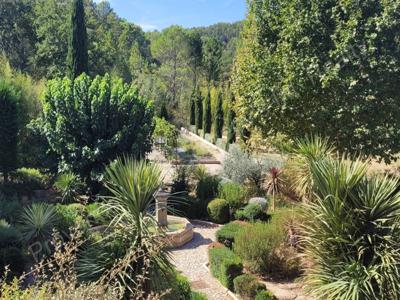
156,190,169,227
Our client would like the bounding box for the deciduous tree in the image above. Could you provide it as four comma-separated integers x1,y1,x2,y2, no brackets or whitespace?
233,0,400,162
41,74,154,186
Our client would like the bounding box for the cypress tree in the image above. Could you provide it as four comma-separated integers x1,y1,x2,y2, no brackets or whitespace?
203,89,212,138
67,0,88,79
226,101,236,150
0,80,18,183
160,102,169,120
195,86,203,135
213,88,224,143
189,88,196,126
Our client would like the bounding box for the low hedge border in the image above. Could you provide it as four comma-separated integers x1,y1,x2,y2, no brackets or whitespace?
208,246,243,290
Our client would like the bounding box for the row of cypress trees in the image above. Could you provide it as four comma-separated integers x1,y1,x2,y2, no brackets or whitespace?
189,85,236,148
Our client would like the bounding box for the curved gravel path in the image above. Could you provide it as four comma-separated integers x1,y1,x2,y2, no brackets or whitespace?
170,221,233,300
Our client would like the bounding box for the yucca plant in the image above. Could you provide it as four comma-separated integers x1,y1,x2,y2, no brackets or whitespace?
86,157,173,296
54,172,83,203
301,156,400,299
19,203,58,258
284,135,335,201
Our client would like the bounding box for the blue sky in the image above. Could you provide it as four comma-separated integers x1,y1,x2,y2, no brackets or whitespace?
97,0,247,31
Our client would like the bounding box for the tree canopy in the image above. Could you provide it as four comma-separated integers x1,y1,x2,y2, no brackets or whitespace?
41,74,154,183
233,0,400,162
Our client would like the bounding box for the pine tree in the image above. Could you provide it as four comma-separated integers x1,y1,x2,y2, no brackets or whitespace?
189,88,196,126
213,88,224,144
67,0,88,79
0,80,18,183
195,86,203,135
203,89,212,138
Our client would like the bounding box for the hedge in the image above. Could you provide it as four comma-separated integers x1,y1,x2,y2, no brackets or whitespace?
209,246,243,290
216,221,247,248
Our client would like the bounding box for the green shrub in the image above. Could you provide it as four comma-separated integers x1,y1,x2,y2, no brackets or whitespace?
207,198,230,224
209,246,243,290
54,172,83,203
218,182,247,210
0,224,22,248
233,274,266,299
216,221,247,248
196,175,220,202
55,203,88,234
235,203,268,222
168,272,192,300
0,194,21,224
193,167,220,218
171,166,190,194
86,202,108,226
234,220,300,278
255,290,277,300
12,167,49,190
191,292,208,300
0,247,25,277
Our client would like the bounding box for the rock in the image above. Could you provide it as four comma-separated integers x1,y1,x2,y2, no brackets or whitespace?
249,197,268,210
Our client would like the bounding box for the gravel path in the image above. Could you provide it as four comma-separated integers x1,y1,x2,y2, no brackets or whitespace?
170,221,233,300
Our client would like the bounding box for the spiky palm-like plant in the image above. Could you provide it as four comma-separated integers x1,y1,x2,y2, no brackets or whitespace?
20,203,58,258
266,167,284,212
99,157,173,295
284,135,335,201
302,156,400,299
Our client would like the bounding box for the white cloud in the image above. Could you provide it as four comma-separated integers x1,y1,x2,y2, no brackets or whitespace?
137,23,159,31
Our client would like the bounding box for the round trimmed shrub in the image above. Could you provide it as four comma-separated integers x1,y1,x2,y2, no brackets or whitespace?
233,274,266,299
207,198,230,224
234,203,268,222
255,290,278,300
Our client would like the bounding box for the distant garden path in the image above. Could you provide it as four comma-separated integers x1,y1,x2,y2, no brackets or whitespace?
170,221,234,300
170,220,313,300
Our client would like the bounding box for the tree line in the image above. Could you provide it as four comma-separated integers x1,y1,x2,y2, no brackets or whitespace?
0,0,241,188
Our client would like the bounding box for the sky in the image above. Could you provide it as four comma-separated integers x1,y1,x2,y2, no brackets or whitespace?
96,0,247,31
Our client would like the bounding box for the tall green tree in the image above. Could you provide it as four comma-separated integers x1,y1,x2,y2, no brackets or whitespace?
213,88,224,143
233,0,400,162
195,85,203,135
151,26,188,105
32,0,70,78
189,87,196,126
67,0,88,79
203,89,212,138
41,74,154,186
187,31,203,86
226,92,236,149
0,80,19,182
203,37,222,88
0,0,36,72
